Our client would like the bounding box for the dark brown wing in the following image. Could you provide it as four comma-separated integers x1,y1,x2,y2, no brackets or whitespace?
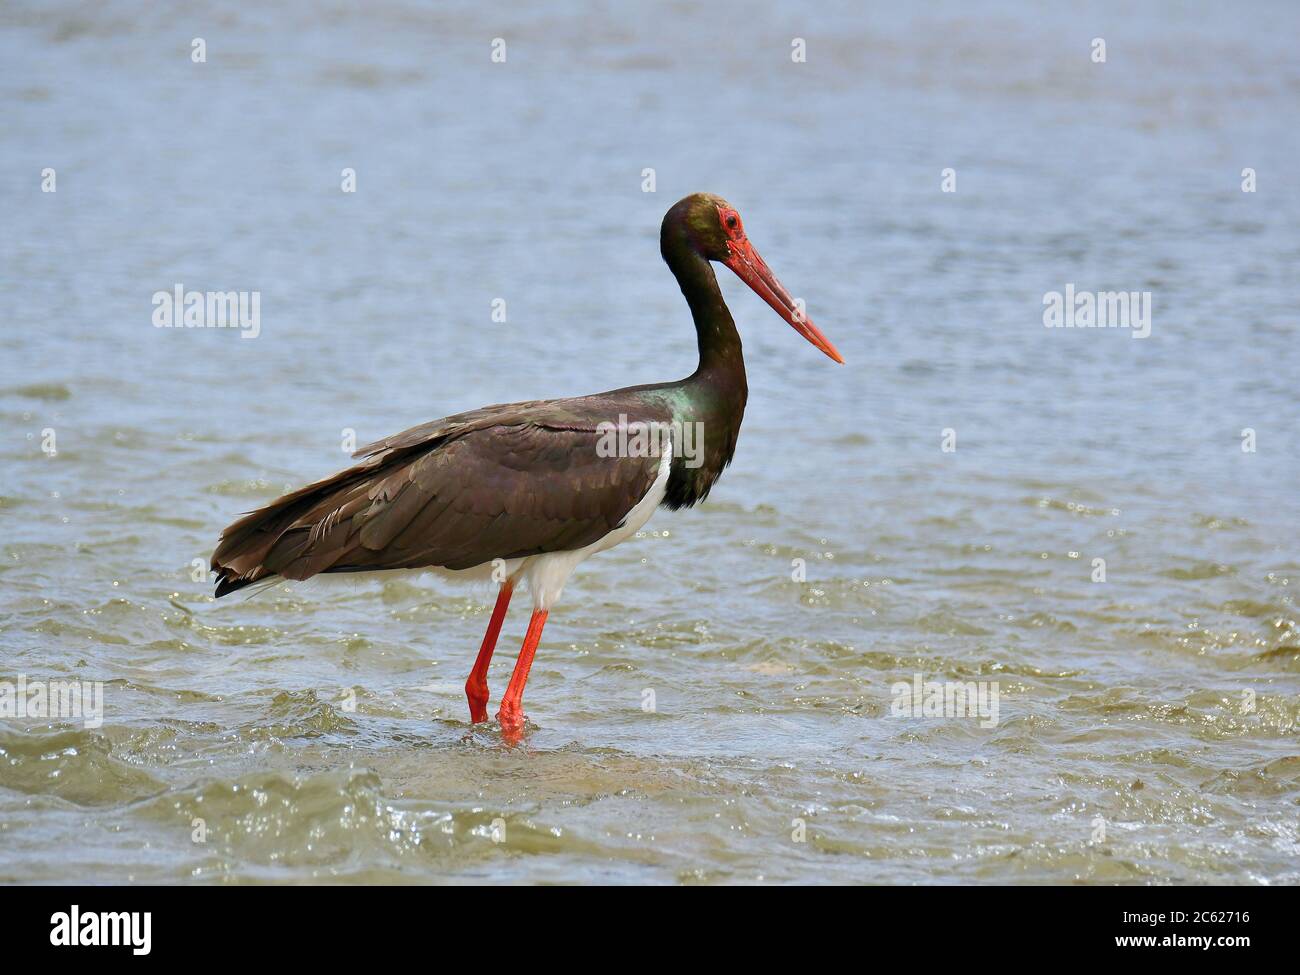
211,397,669,596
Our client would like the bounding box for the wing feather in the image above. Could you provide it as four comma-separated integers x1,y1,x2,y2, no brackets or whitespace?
211,398,671,594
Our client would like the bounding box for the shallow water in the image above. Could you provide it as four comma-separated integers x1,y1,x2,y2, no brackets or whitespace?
1,0,1298,884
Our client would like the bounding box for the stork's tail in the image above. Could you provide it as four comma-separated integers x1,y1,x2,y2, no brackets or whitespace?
209,459,378,599
212,565,271,598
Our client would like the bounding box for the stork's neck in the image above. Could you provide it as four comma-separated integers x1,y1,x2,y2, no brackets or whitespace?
655,240,748,509
664,242,746,380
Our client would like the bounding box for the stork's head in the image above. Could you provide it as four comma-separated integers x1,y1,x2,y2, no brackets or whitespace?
661,192,844,364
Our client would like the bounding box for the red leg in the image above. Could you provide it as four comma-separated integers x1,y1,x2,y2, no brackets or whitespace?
497,608,548,741
465,582,513,723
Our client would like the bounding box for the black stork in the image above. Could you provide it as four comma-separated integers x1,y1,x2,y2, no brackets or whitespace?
212,193,842,740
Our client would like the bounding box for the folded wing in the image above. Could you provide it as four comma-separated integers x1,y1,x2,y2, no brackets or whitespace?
211,400,668,596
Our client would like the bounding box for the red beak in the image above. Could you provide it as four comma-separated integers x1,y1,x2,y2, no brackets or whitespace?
722,237,844,364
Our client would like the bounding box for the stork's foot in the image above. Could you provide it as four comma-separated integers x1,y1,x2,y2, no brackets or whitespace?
465,677,490,723
496,704,527,743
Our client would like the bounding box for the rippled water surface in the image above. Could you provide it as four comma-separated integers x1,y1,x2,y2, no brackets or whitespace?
2,1,1298,884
